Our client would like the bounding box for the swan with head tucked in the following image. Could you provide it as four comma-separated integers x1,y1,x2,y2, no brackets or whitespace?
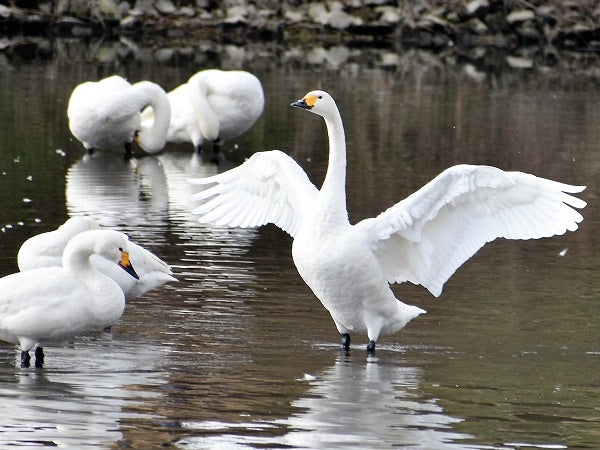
17,216,176,299
0,229,139,367
190,89,586,353
67,75,171,157
141,69,264,154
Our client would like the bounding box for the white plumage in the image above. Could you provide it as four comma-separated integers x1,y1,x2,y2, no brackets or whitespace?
142,69,264,153
17,216,176,299
190,90,586,352
67,75,171,156
0,229,139,367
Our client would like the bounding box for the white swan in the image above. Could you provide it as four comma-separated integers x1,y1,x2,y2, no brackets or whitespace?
17,216,176,299
0,229,139,367
142,69,264,153
190,90,586,353
67,75,171,157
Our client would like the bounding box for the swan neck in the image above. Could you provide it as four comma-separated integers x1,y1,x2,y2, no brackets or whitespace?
135,82,170,153
187,73,220,142
321,111,347,209
63,244,124,325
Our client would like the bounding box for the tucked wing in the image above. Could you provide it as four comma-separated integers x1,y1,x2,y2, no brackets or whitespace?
190,150,319,237
355,164,586,297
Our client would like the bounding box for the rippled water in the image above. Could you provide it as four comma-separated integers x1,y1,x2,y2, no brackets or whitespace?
0,42,598,449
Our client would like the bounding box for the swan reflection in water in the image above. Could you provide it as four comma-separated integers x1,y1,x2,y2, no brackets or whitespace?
65,152,169,228
0,335,168,448
66,150,260,337
179,353,471,449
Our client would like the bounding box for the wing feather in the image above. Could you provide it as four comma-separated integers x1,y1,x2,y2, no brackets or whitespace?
190,150,319,237
355,164,586,297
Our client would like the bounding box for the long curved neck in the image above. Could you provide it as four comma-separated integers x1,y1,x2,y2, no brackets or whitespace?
316,107,348,226
63,245,124,326
187,73,220,142
134,82,171,153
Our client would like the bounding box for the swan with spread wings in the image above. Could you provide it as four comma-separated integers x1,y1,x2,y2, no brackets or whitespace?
190,90,586,353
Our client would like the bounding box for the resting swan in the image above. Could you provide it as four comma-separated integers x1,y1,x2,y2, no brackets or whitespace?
0,229,138,367
67,75,171,157
17,216,176,299
141,69,264,154
190,90,586,353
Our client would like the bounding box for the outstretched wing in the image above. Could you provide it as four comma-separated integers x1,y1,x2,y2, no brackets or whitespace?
190,150,319,237
355,164,586,297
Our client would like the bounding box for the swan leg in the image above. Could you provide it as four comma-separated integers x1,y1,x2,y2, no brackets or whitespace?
124,142,133,159
213,138,221,153
366,340,376,354
20,350,31,368
341,333,351,351
34,347,44,368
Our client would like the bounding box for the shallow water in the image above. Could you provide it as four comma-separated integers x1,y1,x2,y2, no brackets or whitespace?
0,42,598,449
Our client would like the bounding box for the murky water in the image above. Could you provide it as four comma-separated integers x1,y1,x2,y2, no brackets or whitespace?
0,41,598,449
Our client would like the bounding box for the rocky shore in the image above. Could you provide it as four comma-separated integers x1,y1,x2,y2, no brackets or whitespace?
2,0,600,51
2,0,600,81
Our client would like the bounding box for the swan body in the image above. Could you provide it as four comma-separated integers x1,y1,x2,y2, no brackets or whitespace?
67,75,171,156
18,216,176,299
190,90,586,353
0,229,139,367
142,69,264,153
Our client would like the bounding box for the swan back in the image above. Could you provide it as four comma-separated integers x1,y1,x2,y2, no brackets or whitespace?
187,69,264,142
18,216,100,271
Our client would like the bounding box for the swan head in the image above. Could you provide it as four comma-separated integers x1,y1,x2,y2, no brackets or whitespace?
291,90,337,117
64,229,140,280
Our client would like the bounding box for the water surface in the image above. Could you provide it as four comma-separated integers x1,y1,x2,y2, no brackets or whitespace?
0,41,598,449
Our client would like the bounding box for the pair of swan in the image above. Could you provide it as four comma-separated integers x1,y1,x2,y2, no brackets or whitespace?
68,70,264,157
191,90,586,353
0,229,139,367
141,69,264,154
17,216,177,299
67,75,171,157
0,217,176,367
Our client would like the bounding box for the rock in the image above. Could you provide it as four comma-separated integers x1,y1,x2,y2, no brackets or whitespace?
326,10,361,30
376,6,400,24
0,5,12,18
155,0,176,15
465,0,489,16
506,10,535,24
506,55,534,69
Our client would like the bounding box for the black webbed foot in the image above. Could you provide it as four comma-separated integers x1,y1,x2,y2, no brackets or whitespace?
366,340,376,354
34,347,44,368
341,333,351,351
20,350,31,368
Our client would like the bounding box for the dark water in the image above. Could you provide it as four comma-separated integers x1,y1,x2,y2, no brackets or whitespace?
0,41,598,449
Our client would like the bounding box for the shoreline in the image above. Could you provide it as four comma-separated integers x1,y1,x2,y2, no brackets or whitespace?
2,1,600,52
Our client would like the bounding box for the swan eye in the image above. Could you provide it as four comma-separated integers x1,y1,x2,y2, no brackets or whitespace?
318,95,323,99
118,247,123,252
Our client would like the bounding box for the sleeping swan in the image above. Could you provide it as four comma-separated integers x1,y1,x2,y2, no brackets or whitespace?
17,216,176,299
67,75,171,157
190,90,586,353
0,230,138,367
142,69,264,154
